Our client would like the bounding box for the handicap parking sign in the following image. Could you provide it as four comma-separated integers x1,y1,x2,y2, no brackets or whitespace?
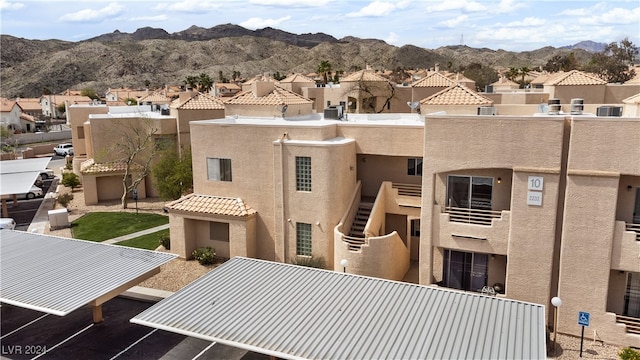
578,311,590,326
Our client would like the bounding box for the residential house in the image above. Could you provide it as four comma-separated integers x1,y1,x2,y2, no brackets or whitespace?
419,83,494,115
213,83,241,98
104,88,150,103
40,94,92,119
224,81,314,118
0,98,32,132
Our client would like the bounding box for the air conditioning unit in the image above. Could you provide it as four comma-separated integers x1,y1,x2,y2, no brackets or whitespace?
323,105,344,120
477,106,496,115
548,98,561,115
484,85,494,93
570,98,584,115
596,106,623,117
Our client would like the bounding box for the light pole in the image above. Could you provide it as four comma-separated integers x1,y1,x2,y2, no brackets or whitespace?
340,259,348,273
551,296,562,354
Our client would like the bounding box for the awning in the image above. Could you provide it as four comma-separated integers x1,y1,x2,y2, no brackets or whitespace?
1,230,176,316
132,257,546,360
0,157,51,196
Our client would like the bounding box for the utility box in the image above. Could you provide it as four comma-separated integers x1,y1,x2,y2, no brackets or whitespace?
49,208,70,230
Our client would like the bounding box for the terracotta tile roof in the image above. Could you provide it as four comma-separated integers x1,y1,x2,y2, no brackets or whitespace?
0,98,17,112
491,77,519,86
411,72,456,87
41,95,93,105
80,159,142,175
544,70,606,86
623,92,640,104
420,84,493,105
167,193,256,217
138,92,171,103
19,113,35,122
224,85,313,106
215,83,241,90
530,73,553,85
15,98,42,111
341,69,390,83
174,92,225,110
447,73,475,84
279,73,316,84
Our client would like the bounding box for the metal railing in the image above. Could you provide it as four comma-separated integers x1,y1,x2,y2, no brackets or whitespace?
392,183,422,197
444,206,502,226
626,222,640,241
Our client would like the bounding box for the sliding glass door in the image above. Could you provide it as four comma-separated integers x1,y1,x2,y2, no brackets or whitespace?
443,249,488,292
447,175,493,210
625,272,640,318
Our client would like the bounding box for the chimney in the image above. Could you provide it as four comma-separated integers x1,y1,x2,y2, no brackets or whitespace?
252,81,275,97
435,63,440,72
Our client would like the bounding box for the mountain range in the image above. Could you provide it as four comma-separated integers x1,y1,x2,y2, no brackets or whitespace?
0,24,605,99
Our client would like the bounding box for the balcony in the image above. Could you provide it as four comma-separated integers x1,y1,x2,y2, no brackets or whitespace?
626,222,640,241
444,206,503,226
611,221,640,271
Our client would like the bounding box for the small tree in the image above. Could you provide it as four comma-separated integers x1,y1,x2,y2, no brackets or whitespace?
110,117,159,209
152,147,193,200
57,192,73,208
61,172,81,190
585,38,638,83
80,87,99,100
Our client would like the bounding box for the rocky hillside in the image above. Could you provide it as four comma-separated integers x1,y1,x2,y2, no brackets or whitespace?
0,25,594,98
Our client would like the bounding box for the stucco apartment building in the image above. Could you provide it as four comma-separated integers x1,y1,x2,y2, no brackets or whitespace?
165,98,640,347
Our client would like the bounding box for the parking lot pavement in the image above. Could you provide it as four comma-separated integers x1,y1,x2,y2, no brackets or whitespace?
6,178,55,231
1,297,270,360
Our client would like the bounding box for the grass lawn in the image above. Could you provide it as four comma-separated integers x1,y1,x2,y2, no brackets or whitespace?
116,229,169,250
72,212,169,241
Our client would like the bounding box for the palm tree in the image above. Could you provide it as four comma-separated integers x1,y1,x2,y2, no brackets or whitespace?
184,75,198,91
506,67,520,81
519,66,531,88
198,73,214,93
317,60,332,84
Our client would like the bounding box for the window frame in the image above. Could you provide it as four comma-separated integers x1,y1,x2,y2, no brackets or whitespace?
407,158,423,176
207,157,232,182
295,156,312,192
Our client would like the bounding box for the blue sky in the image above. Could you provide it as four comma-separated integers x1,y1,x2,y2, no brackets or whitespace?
1,0,638,51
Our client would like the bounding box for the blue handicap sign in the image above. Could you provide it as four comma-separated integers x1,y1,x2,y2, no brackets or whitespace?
578,311,590,326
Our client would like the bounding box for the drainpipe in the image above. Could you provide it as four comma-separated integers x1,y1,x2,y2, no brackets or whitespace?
277,132,289,262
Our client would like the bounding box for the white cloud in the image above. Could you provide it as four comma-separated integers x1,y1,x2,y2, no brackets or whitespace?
497,16,546,28
0,0,24,10
240,16,291,29
558,2,608,17
439,15,468,28
346,1,410,17
154,0,220,13
494,0,527,14
579,6,640,25
59,3,124,23
427,0,486,13
129,15,169,22
248,0,334,6
384,32,400,44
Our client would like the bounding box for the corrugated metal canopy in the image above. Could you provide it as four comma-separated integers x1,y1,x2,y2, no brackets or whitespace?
0,230,176,315
132,257,546,360
0,157,50,195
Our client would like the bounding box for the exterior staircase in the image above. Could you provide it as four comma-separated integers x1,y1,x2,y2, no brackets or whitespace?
349,202,373,239
616,315,640,335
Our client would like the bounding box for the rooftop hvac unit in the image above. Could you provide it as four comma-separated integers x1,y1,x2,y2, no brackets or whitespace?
477,106,496,115
484,85,494,93
596,106,623,117
323,105,344,120
548,98,561,115
570,98,584,115
160,108,170,115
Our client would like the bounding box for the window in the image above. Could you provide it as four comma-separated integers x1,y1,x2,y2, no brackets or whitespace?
447,175,493,210
77,127,85,139
296,222,312,256
207,158,232,181
407,158,423,176
410,219,420,237
210,221,229,242
296,156,311,191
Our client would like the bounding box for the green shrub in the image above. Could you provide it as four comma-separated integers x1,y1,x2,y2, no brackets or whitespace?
291,256,326,269
62,172,81,190
65,162,73,170
159,233,170,250
192,247,216,265
619,347,640,360
57,192,73,208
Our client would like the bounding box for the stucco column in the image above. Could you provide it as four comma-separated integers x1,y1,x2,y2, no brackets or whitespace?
419,173,436,285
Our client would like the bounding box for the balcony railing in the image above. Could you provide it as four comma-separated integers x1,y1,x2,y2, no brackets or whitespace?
626,223,640,241
444,206,503,226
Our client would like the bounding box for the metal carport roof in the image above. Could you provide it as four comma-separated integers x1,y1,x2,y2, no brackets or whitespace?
132,257,546,360
0,230,176,317
0,157,50,196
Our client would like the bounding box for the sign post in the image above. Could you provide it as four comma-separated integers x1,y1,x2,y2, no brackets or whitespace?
133,188,138,215
578,311,590,357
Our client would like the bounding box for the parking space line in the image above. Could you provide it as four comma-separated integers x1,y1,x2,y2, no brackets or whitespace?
192,341,216,360
108,328,158,360
30,323,94,360
0,313,49,340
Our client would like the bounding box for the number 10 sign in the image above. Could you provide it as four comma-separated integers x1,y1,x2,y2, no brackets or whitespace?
528,176,543,206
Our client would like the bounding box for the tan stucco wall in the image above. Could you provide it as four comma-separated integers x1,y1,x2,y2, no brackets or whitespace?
224,103,312,118
67,105,108,157
544,84,606,105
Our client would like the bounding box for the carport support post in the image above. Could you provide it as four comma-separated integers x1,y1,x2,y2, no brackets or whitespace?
92,305,103,324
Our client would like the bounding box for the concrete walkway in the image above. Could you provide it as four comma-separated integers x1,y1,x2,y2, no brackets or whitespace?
102,224,170,244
